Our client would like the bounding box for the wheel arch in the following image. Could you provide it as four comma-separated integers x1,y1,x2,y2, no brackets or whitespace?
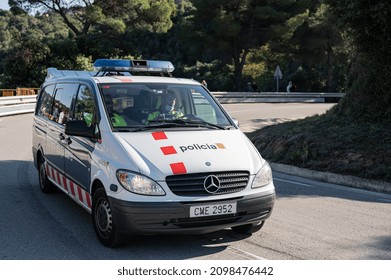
35,145,45,168
91,178,104,197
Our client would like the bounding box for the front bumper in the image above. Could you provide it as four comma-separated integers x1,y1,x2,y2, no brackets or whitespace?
108,191,276,234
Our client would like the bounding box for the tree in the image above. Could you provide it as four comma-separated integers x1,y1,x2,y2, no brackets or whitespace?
9,0,176,58
323,0,391,120
271,2,349,92
81,0,176,58
9,0,92,35
183,0,309,90
0,10,90,87
9,0,176,36
0,10,50,87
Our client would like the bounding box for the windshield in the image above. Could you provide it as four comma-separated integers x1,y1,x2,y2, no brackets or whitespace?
98,83,234,130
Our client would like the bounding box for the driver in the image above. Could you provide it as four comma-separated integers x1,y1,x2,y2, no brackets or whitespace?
147,91,183,122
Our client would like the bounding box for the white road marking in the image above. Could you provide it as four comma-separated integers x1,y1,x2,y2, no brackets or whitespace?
274,177,312,187
227,246,266,260
203,243,266,260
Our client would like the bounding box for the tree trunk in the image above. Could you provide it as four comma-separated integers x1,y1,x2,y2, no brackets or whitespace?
326,46,334,92
233,48,249,91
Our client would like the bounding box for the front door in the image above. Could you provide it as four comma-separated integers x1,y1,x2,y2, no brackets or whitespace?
64,84,98,194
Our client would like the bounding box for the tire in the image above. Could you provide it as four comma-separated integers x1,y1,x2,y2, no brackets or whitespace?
38,156,56,194
92,188,128,247
231,221,265,235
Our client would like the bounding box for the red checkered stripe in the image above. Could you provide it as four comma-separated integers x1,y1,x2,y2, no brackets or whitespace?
45,163,92,210
151,131,187,175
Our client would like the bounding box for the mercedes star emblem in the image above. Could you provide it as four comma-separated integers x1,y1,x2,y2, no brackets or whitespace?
204,175,221,194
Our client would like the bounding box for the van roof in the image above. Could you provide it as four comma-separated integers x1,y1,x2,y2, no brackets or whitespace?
91,75,200,85
45,73,200,86
45,59,200,86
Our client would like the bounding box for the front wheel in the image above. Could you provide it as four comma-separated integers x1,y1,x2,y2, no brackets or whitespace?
92,188,128,247
231,221,265,235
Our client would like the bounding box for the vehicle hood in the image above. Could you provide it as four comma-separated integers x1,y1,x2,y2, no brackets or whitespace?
114,129,264,180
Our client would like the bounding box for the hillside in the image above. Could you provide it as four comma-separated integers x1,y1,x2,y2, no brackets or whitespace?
246,111,391,183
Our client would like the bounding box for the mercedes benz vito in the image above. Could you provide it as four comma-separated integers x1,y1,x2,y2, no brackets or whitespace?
32,59,275,247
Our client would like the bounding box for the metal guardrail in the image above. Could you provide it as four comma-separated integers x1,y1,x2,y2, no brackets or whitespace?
0,91,344,117
212,91,344,104
0,95,37,117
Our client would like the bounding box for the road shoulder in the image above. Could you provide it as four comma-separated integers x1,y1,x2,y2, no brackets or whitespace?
271,162,391,195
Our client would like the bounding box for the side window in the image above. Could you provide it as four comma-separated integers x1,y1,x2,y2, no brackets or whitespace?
73,85,96,127
50,83,78,125
37,84,55,118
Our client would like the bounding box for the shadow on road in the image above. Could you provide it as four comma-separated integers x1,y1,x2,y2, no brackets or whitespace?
249,117,298,128
365,235,391,259
0,159,253,260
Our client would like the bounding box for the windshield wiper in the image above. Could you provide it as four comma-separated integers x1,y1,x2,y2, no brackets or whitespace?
112,128,134,132
201,121,228,130
185,119,227,130
130,118,229,132
152,118,228,130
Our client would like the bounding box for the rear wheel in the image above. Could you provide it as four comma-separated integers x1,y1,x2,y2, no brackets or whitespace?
92,187,128,247
38,156,56,194
231,221,265,235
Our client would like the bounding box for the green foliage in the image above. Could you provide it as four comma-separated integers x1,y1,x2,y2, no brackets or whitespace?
1,38,50,87
1,0,389,122
180,0,309,90
250,2,350,92
1,0,176,87
0,9,91,87
91,0,176,34
323,0,391,120
182,61,234,91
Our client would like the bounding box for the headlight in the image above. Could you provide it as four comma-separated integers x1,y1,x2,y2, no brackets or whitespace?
116,170,166,196
251,161,272,188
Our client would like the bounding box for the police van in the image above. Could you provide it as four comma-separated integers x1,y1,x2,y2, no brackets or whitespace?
32,59,275,247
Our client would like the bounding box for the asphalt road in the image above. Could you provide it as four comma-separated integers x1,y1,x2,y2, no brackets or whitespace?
222,102,335,132
1,106,390,260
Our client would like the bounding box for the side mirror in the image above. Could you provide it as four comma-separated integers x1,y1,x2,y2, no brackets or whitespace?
65,120,95,138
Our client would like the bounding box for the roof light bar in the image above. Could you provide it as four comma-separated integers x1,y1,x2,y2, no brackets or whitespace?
93,59,175,74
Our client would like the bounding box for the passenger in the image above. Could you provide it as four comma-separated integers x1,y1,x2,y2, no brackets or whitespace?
58,109,68,124
104,95,127,127
52,102,60,121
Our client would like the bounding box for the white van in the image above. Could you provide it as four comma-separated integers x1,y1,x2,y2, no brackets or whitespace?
32,59,275,247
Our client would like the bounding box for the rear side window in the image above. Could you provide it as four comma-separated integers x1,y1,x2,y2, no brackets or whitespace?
37,84,55,118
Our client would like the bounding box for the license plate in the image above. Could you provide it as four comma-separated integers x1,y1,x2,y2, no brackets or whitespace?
190,202,237,218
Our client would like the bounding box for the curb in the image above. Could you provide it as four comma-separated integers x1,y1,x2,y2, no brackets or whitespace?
271,162,391,195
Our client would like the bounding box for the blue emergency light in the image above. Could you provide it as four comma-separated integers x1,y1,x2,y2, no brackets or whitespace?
93,59,175,75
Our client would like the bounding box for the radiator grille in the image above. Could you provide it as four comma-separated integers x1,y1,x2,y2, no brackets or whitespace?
166,171,250,196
